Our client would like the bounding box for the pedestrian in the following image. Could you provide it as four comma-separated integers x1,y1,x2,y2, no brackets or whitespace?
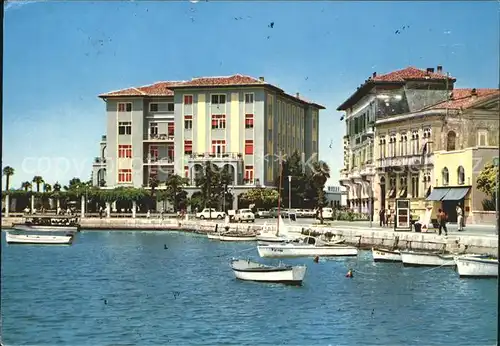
437,208,448,236
456,205,464,231
99,206,103,219
379,207,386,227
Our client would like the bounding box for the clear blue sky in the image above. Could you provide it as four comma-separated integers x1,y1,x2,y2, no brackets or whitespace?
3,1,498,189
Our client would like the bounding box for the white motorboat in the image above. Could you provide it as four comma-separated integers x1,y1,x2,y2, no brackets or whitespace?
6,232,74,245
257,236,358,258
400,250,456,267
219,234,256,242
454,254,498,278
13,215,80,233
230,258,306,285
372,247,402,262
256,216,301,243
207,233,220,240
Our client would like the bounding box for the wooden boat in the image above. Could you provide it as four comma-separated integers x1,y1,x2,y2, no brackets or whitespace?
372,248,402,262
230,258,306,285
454,254,498,278
6,232,74,245
257,236,358,258
13,215,80,233
219,233,256,242
400,250,456,267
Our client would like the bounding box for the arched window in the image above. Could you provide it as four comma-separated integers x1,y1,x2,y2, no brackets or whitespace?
457,166,465,185
442,167,449,186
446,131,456,151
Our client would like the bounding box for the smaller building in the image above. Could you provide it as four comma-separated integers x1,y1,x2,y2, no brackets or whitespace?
324,185,347,208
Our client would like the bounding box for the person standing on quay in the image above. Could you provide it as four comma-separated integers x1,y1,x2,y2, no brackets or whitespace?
456,205,464,231
379,207,386,227
437,208,448,236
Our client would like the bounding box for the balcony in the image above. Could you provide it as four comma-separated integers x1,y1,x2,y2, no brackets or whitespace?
144,133,175,142
361,127,374,139
377,154,434,169
359,164,375,176
144,156,174,165
188,152,243,163
339,170,350,182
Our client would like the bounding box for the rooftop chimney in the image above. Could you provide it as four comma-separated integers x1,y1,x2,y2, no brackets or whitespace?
258,76,265,81
436,65,443,74
426,67,435,73
372,72,377,78
296,92,300,98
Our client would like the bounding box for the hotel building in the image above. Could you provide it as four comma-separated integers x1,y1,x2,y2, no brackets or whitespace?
92,74,324,197
338,65,499,224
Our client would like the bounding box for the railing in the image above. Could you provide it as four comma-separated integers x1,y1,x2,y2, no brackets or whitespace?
189,152,243,160
377,154,434,168
147,133,175,141
144,157,174,164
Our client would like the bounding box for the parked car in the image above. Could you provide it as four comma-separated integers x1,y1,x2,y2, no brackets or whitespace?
196,208,225,220
302,209,316,218
269,207,280,218
255,208,270,218
316,207,334,221
233,209,255,223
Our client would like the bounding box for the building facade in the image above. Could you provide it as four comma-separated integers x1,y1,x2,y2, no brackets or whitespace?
338,65,499,224
324,185,348,208
92,75,324,194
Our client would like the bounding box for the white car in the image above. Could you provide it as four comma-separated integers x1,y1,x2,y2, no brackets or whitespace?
316,207,334,220
255,208,270,218
233,209,255,223
196,208,225,220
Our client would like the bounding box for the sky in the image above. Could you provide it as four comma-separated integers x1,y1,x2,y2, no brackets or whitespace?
2,0,499,190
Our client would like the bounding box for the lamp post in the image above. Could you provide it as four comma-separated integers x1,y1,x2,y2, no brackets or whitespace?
288,176,292,210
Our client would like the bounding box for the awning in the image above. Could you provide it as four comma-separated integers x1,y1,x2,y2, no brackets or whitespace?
441,187,470,201
426,188,450,201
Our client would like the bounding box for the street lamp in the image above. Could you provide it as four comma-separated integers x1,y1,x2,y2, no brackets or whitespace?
288,176,292,210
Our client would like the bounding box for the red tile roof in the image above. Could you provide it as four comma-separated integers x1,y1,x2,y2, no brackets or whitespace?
99,74,325,108
372,66,455,82
98,81,182,98
425,88,499,110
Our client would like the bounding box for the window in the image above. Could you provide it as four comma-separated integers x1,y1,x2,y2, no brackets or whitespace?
211,94,226,104
399,133,408,156
379,136,386,159
184,115,193,130
150,103,174,112
118,145,132,158
211,114,226,129
245,140,254,155
245,114,254,128
184,166,189,178
150,122,158,137
442,167,449,186
211,140,226,154
244,165,254,182
184,140,193,155
149,146,158,161
118,122,132,135
184,95,193,105
167,146,174,160
245,93,254,104
399,176,408,197
118,102,132,112
477,130,488,146
167,122,174,136
457,166,465,185
118,169,132,183
389,134,397,157
411,174,419,198
446,131,456,151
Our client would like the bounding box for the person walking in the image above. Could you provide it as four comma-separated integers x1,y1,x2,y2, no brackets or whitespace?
437,208,448,236
456,205,464,231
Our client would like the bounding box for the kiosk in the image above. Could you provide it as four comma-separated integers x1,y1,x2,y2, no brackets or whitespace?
394,198,412,232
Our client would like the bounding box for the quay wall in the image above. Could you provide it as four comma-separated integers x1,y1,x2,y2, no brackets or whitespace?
1,217,497,256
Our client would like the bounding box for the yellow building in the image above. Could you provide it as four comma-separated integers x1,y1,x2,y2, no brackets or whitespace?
374,87,499,224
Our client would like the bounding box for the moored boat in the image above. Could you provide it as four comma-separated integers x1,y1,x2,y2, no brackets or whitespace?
12,215,80,233
6,232,74,245
206,233,220,240
219,233,256,242
256,216,301,243
257,236,358,258
372,247,402,262
454,254,498,278
400,250,456,267
230,258,306,285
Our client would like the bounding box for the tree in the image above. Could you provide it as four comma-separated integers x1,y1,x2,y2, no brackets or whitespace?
53,182,62,192
43,183,52,193
21,181,32,191
195,162,231,212
477,162,498,197
274,151,308,208
239,188,279,209
32,176,44,192
164,174,189,212
2,166,14,191
310,161,330,224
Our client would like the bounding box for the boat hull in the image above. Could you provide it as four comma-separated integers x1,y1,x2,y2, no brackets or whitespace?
206,233,220,240
219,235,256,242
257,244,358,258
13,224,78,233
231,259,306,285
401,251,456,267
6,232,74,245
455,256,498,278
372,248,402,262
256,234,298,243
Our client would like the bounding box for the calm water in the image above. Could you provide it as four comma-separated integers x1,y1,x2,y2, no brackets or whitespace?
1,230,497,345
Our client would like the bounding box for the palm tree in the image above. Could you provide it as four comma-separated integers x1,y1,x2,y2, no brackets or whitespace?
21,181,32,191
164,174,188,212
148,176,159,196
43,183,52,193
2,166,14,191
32,176,44,192
311,161,331,224
53,182,62,192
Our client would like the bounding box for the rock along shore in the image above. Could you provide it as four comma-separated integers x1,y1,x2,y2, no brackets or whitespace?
2,216,498,256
